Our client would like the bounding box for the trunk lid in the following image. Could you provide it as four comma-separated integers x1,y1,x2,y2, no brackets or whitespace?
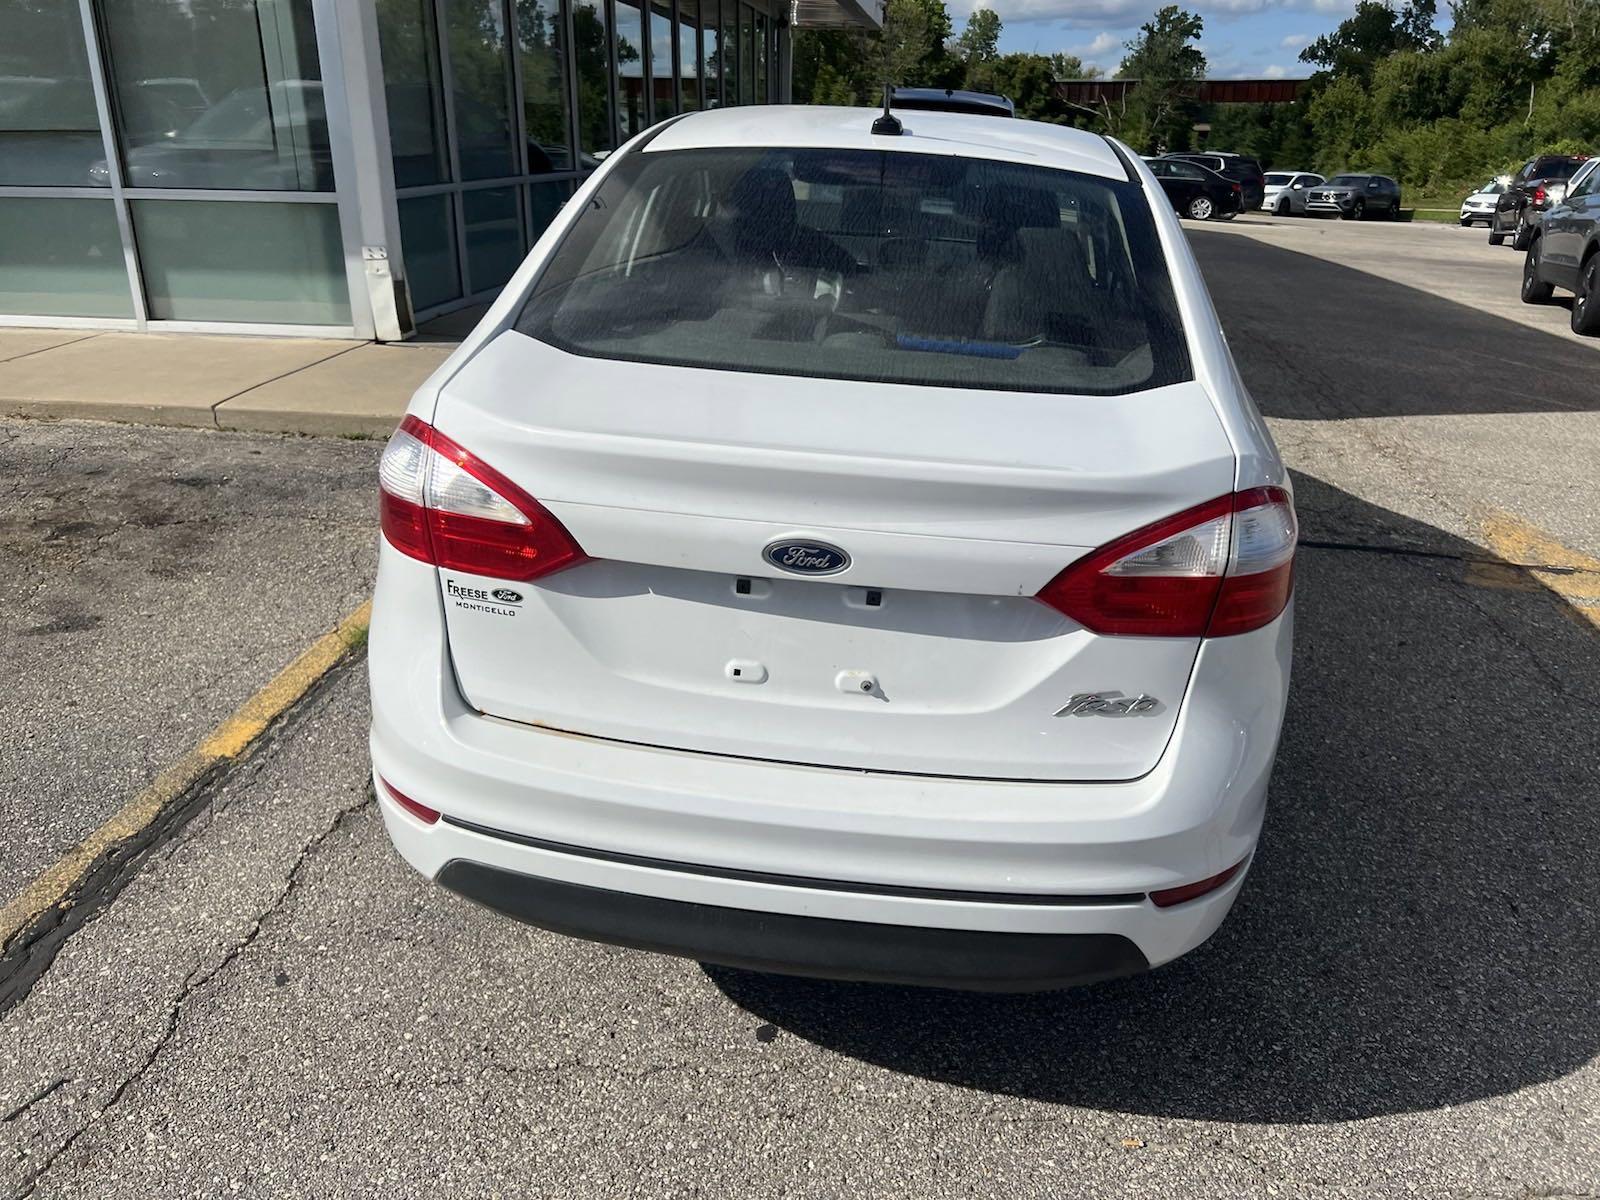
429,330,1236,780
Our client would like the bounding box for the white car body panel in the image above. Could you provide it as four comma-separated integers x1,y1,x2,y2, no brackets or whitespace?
432,332,1236,779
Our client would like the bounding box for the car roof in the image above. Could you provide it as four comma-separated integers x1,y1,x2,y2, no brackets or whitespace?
646,105,1129,181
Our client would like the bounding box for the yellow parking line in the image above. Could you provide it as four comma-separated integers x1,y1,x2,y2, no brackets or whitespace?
1465,512,1600,630
0,600,372,954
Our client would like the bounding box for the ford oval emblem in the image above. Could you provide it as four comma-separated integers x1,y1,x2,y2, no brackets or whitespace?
763,539,851,576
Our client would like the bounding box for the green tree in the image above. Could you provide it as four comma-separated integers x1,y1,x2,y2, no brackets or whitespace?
989,53,1069,120
1047,52,1099,80
954,7,1002,66
1300,0,1441,83
791,29,872,104
876,0,962,89
1115,6,1206,152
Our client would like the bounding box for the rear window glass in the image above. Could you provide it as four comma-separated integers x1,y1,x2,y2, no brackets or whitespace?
514,146,1190,396
1537,159,1584,179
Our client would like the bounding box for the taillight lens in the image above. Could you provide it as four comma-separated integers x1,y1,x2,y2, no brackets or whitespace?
1036,487,1296,637
1532,186,1546,205
378,415,587,581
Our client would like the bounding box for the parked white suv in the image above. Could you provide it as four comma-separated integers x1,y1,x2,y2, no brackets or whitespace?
370,107,1295,992
1262,170,1324,215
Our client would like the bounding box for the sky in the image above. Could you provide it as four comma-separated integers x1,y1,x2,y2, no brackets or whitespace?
975,0,1363,80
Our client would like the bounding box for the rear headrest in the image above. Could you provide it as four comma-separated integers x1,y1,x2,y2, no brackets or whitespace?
956,184,1060,230
722,168,797,228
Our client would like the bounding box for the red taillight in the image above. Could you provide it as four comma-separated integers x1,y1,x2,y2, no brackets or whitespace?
378,777,440,825
1150,860,1245,908
1035,487,1296,638
1231,182,1242,192
378,414,587,582
1533,186,1546,204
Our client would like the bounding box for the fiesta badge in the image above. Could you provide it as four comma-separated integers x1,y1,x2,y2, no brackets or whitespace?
763,539,851,576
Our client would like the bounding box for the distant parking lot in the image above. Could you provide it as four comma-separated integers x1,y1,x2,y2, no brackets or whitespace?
1203,211,1596,347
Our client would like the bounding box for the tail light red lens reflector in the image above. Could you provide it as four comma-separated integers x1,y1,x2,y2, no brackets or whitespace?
1150,860,1245,908
378,777,440,825
1036,487,1296,638
378,415,587,582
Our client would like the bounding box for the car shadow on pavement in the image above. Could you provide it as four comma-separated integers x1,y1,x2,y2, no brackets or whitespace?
1187,230,1600,418
707,473,1600,1123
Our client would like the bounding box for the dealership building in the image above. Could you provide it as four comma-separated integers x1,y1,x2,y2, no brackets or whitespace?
0,0,879,341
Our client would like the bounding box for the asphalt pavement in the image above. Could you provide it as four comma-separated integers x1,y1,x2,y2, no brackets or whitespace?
2,218,1598,1199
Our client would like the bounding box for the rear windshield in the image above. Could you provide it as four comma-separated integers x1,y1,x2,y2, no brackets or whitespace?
1536,159,1584,179
515,146,1190,395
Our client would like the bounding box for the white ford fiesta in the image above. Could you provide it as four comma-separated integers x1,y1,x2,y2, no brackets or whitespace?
369,105,1294,992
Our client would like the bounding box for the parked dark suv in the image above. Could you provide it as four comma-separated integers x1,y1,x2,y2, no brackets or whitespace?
1491,154,1592,248
1162,152,1266,210
1520,157,1600,335
1305,174,1403,220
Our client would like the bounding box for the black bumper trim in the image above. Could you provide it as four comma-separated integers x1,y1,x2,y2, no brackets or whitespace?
437,860,1151,993
442,815,1145,907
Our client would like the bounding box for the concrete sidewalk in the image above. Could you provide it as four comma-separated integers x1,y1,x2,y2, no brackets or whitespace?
0,308,483,438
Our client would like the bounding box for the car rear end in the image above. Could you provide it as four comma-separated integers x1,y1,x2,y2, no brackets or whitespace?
1224,157,1266,209
368,110,1294,992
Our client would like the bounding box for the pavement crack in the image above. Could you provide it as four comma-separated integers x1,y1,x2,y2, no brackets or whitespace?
0,1080,67,1126
1298,538,1600,575
5,791,373,1200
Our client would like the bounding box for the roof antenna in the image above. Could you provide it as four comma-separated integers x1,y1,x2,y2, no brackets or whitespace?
871,83,902,136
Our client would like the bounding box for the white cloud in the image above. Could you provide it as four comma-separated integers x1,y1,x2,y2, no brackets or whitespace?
1071,31,1120,56
1263,63,1288,77
1279,32,1308,49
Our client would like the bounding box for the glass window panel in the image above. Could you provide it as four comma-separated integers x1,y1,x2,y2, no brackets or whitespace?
678,0,701,112
0,3,105,185
399,193,462,312
462,187,522,294
133,200,349,324
448,0,518,180
720,2,737,106
572,0,612,158
101,0,332,192
0,198,131,317
378,0,450,187
700,0,719,108
739,5,753,106
649,1,674,123
528,179,570,242
515,0,572,173
615,0,646,140
754,12,766,103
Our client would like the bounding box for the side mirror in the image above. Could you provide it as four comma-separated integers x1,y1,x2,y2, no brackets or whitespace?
1291,182,1303,190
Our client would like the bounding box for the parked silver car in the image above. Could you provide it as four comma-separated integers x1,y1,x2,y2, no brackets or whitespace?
1262,171,1323,216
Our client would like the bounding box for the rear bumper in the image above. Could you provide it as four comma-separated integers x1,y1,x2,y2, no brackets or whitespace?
437,859,1151,992
369,543,1290,989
